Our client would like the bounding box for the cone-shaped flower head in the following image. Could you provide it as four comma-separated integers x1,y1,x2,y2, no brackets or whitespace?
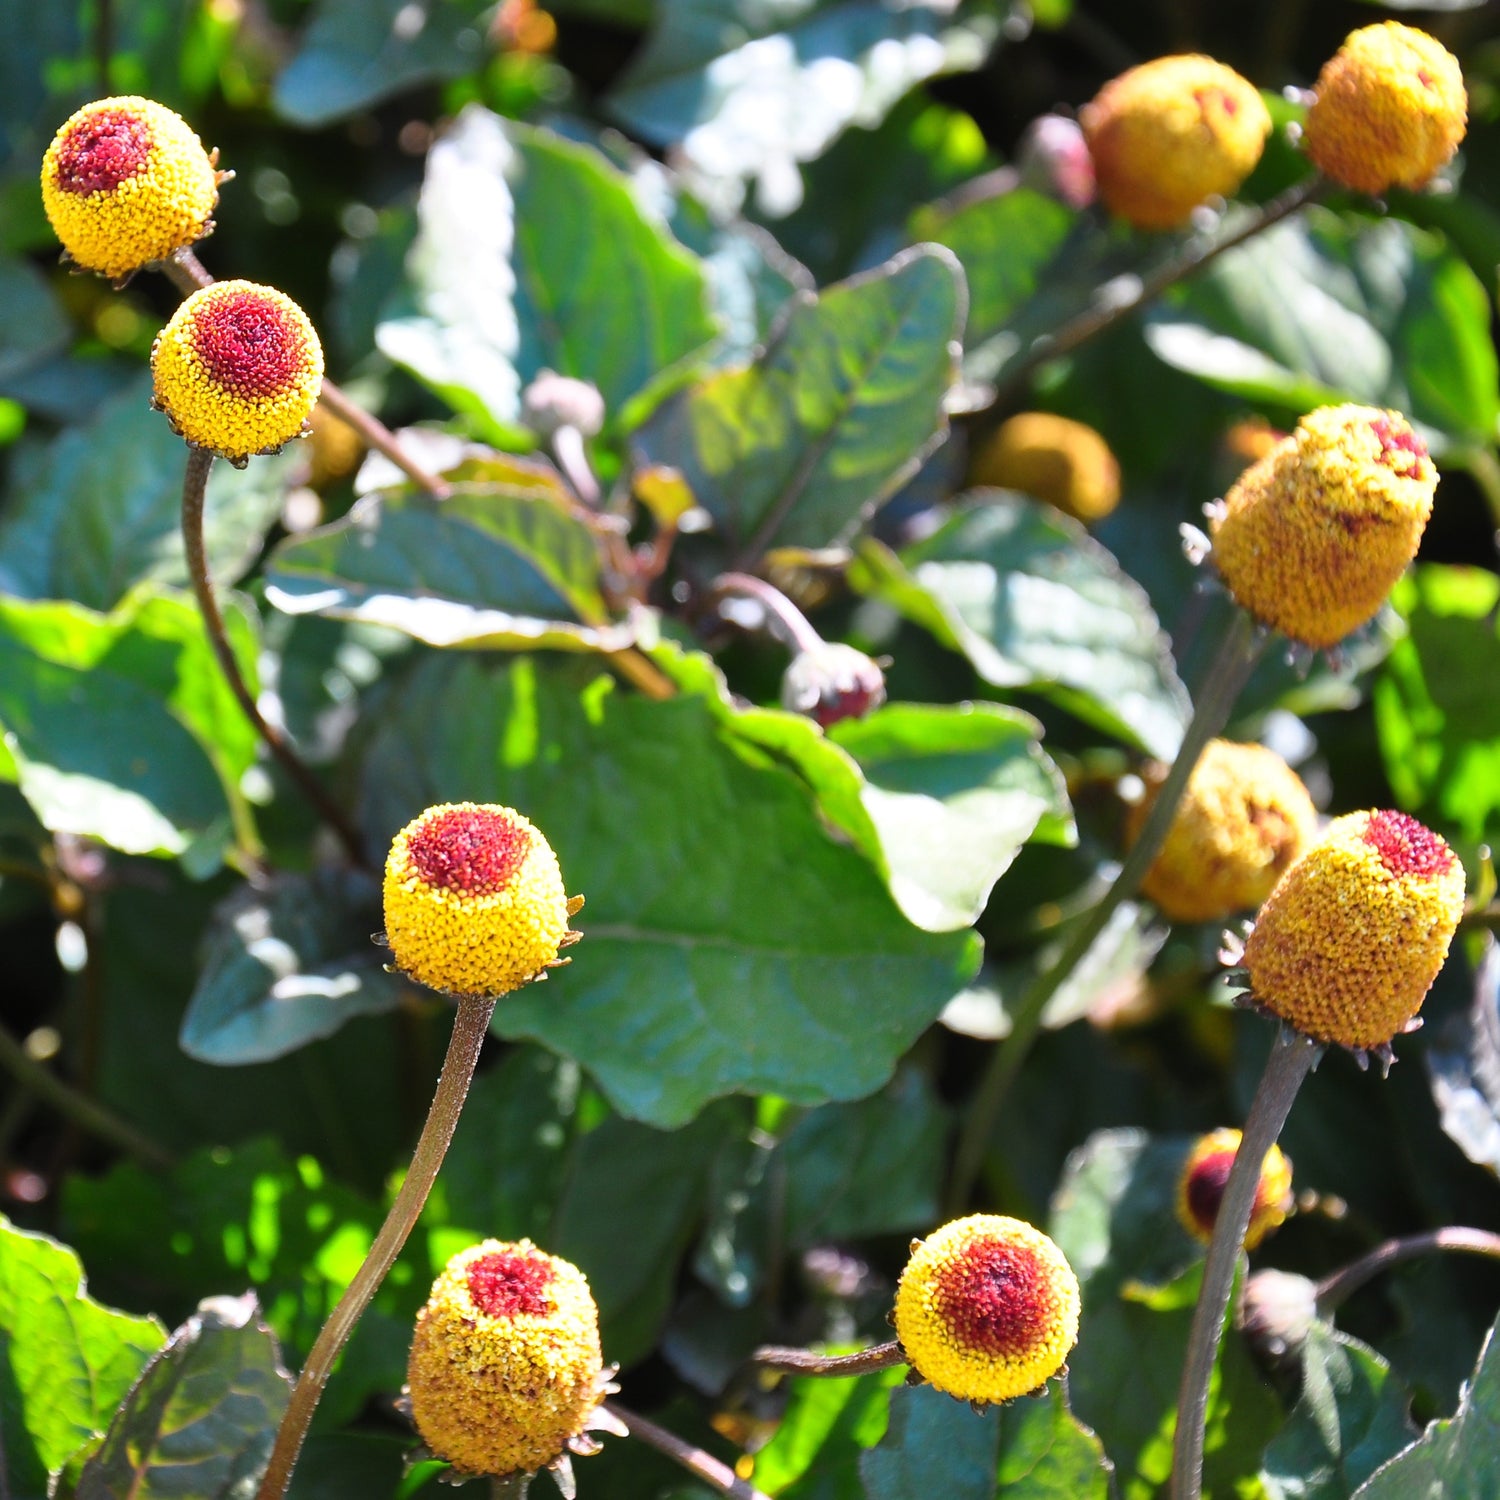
1242,809,1464,1054
41,96,219,280
384,802,575,999
1304,23,1466,196
1176,1127,1293,1250
894,1215,1080,1404
1127,740,1319,923
1081,56,1271,230
151,281,323,462
1209,405,1437,649
970,412,1121,523
407,1239,605,1479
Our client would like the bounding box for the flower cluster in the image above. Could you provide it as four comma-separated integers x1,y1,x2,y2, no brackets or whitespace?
970,412,1121,524
41,96,220,280
1209,404,1437,648
1081,55,1271,230
1176,1127,1293,1250
383,802,578,999
893,1215,1080,1404
407,1240,606,1478
1128,740,1318,923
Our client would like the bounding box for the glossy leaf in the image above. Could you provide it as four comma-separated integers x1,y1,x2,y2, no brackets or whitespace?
751,1366,904,1498
1426,935,1500,1179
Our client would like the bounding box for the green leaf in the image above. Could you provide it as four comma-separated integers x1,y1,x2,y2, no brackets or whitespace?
1144,210,1500,451
0,1217,164,1497
0,255,68,385
358,654,980,1126
74,1294,292,1500
272,0,492,127
851,496,1191,758
377,108,717,440
1426,936,1500,1178
264,457,631,652
636,244,962,556
752,1366,903,1498
605,0,995,209
860,1383,1112,1500
179,867,406,1065
1353,1315,1500,1497
1261,1323,1416,1500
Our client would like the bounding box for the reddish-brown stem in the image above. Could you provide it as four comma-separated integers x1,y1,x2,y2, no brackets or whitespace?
1317,1228,1500,1312
605,1401,772,1500
715,572,825,655
750,1340,905,1377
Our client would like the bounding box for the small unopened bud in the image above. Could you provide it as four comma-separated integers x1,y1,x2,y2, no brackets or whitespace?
781,642,886,729
522,370,605,439
1237,1269,1318,1374
1017,115,1096,210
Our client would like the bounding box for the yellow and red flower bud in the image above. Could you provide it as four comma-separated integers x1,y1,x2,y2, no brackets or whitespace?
1176,1127,1293,1250
970,412,1121,524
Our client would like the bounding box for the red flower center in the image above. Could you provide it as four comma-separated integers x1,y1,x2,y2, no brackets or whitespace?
1363,809,1455,879
406,806,534,896
55,108,152,196
1369,417,1428,481
932,1238,1057,1360
467,1250,556,1317
1185,1149,1236,1230
190,291,310,399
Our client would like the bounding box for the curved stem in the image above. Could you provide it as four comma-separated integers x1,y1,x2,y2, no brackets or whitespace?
715,572,825,655
946,609,1264,1214
181,448,368,868
605,1401,772,1500
551,424,600,506
605,647,676,700
255,994,497,1500
1316,1228,1500,1313
1170,1028,1319,1500
750,1341,905,1378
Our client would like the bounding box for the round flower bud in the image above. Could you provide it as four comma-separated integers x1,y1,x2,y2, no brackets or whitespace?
1081,56,1272,230
41,96,220,281
1304,23,1466,196
894,1215,1080,1404
1175,1127,1293,1250
151,281,323,462
408,1239,604,1478
1237,1269,1318,1374
970,412,1120,524
781,641,887,729
1017,114,1097,210
1209,405,1436,649
383,802,576,999
1126,740,1318,923
1242,809,1464,1055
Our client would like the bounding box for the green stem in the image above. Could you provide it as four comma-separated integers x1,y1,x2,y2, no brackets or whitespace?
606,1401,772,1500
254,994,497,1500
1316,1227,1500,1313
1170,1028,1319,1500
945,609,1263,1214
750,1341,905,1377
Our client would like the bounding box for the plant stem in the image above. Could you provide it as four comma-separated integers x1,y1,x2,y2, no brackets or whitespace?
715,572,825,655
181,448,368,868
991,176,1325,408
255,994,498,1500
605,646,676,700
605,1401,772,1500
946,608,1264,1214
1170,1027,1320,1500
1316,1228,1500,1312
750,1341,905,1377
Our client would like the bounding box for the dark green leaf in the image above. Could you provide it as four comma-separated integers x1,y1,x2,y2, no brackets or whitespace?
75,1293,292,1500
851,496,1191,758
358,654,980,1125
0,1217,164,1497
377,109,717,439
1426,935,1500,1178
1261,1323,1415,1500
0,255,68,385
751,1366,903,1498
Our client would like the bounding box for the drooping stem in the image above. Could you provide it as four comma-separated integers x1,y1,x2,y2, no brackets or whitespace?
1316,1228,1500,1313
1170,1027,1320,1500
180,448,368,868
255,994,498,1500
715,572,826,655
750,1341,905,1377
946,608,1264,1213
605,1401,772,1500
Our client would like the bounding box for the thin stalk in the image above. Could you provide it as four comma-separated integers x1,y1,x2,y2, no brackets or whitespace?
255,994,498,1500
1170,1028,1320,1500
551,425,600,506
946,609,1264,1213
605,1401,772,1500
1316,1228,1500,1313
991,177,1325,408
715,572,825,655
181,448,367,868
605,647,676,700
750,1341,905,1377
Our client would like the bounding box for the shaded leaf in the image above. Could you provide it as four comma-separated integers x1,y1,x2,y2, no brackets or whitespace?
1426,935,1500,1179
0,254,68,385
751,1366,903,1498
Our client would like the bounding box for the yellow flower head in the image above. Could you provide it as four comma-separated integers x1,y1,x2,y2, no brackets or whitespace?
383,802,577,999
407,1239,605,1479
1209,405,1436,649
151,281,323,462
1241,809,1464,1056
1304,23,1466,196
41,96,220,280
894,1215,1080,1404
1081,55,1271,230
1175,1127,1293,1250
1128,740,1318,923
970,412,1121,523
